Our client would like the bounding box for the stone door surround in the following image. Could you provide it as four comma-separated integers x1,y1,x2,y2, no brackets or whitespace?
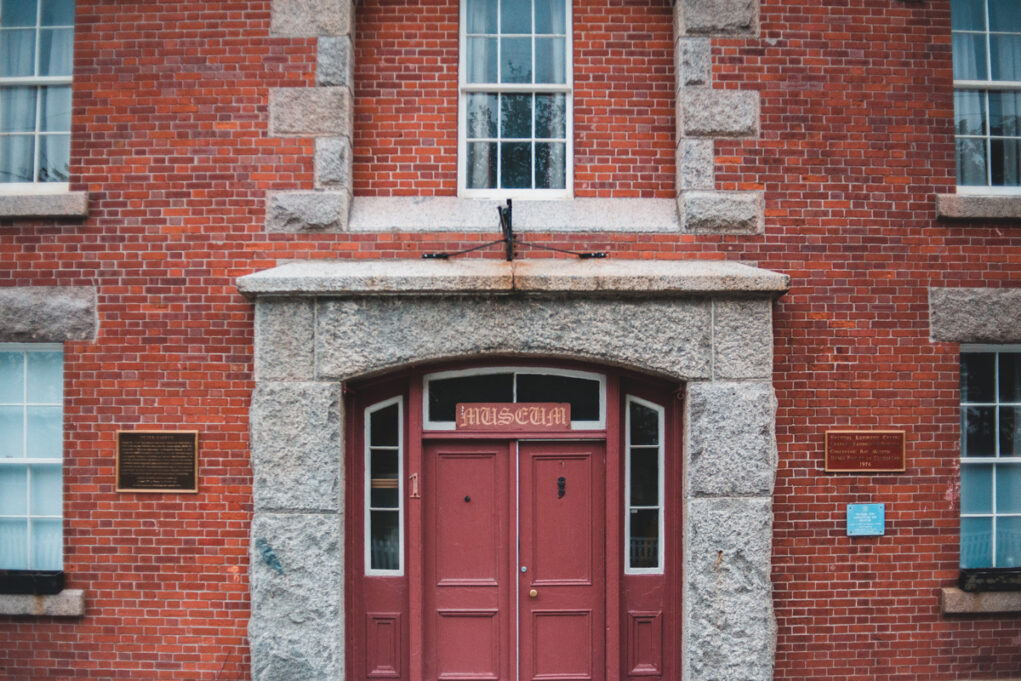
238,258,788,681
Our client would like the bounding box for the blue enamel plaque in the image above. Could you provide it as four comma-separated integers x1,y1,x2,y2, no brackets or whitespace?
846,503,885,536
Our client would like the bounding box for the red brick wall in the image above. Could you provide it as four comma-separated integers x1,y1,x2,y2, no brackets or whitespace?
1,0,1020,679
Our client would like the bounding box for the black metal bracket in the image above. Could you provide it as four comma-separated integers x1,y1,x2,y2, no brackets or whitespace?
423,199,608,261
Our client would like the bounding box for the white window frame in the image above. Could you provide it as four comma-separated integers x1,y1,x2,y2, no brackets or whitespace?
0,342,63,572
0,1,74,193
624,395,664,575
456,0,574,199
422,366,605,431
364,396,404,576
960,344,1021,569
952,0,1021,193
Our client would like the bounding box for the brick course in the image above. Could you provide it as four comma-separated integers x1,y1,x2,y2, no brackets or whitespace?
1,0,1020,679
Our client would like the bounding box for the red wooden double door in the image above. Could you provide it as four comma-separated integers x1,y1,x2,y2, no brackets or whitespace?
424,439,605,681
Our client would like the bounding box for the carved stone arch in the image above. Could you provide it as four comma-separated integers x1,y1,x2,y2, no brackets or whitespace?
240,259,786,681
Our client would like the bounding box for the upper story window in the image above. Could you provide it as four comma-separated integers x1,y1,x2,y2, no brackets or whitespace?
0,0,74,192
0,344,63,573
458,0,572,198
952,0,1021,191
960,346,1021,569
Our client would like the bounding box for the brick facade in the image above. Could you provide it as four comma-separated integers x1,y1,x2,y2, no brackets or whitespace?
1,0,1019,680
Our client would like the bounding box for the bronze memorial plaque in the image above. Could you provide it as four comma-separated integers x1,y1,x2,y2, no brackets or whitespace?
116,430,199,493
456,403,571,432
825,430,905,473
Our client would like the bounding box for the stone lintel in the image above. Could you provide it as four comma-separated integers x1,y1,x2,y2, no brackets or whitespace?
237,258,790,298
0,589,86,617
680,88,759,139
271,0,354,37
269,87,352,138
936,194,1021,220
0,286,97,342
255,299,316,381
680,191,763,234
713,299,773,379
941,587,1021,614
929,287,1021,344
266,191,351,233
0,191,88,219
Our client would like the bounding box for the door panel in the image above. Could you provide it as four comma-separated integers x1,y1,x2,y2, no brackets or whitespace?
424,441,513,681
519,441,605,681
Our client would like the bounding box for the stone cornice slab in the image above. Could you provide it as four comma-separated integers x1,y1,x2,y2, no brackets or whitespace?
237,259,790,298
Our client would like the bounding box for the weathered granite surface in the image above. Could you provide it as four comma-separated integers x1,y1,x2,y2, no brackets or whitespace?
0,286,97,342
929,287,1021,343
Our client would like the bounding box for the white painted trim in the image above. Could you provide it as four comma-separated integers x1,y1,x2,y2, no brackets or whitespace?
364,396,404,577
0,183,70,196
423,366,606,431
624,395,665,575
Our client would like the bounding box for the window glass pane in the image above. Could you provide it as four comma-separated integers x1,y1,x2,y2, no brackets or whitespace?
428,373,513,422
370,403,399,446
535,38,566,84
39,132,69,182
0,134,34,183
0,29,36,77
2,86,37,133
535,142,565,189
500,37,531,83
501,141,531,187
466,141,497,188
370,449,399,508
989,138,1021,185
1000,353,1021,402
501,93,532,138
466,0,497,33
961,462,993,513
0,351,24,403
962,353,995,402
1000,406,1021,456
370,510,400,570
629,509,659,569
535,93,566,138
0,464,27,514
0,519,29,569
630,447,659,506
27,406,61,459
39,27,72,76
26,350,62,403
989,0,1021,32
630,401,659,446
961,516,993,568
996,462,1021,512
953,32,988,80
990,34,1021,81
31,517,61,570
466,37,498,83
952,0,986,30
534,0,564,34
963,406,996,456
989,91,1021,136
40,85,71,132
500,0,530,34
516,374,600,421
466,93,498,139
41,0,75,26
996,516,1021,567
955,90,986,136
29,464,61,515
0,406,24,458
957,137,987,185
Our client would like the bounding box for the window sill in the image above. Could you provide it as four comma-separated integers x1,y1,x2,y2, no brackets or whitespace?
0,589,86,617
941,587,1021,615
0,191,89,219
936,194,1021,221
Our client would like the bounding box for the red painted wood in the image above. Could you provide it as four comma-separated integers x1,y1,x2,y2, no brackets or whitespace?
408,378,426,681
519,441,606,681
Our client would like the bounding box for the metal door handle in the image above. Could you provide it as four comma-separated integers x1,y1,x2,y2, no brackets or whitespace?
528,589,538,599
